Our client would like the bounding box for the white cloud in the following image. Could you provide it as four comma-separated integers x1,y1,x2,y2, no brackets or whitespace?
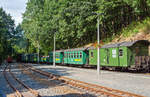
0,0,28,26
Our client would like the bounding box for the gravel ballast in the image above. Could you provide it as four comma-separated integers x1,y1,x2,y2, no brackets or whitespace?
29,63,150,97
0,63,97,97
1,63,150,97
0,64,15,97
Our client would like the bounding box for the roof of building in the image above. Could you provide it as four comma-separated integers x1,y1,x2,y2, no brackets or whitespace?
63,47,88,52
55,50,64,52
87,46,96,50
101,40,149,48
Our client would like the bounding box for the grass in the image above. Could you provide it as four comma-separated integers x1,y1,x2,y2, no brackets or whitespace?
121,18,150,37
102,17,150,44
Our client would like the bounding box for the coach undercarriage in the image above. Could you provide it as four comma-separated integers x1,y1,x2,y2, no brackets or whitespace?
128,56,150,72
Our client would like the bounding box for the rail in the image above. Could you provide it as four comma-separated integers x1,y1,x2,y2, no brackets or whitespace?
3,65,22,97
3,64,41,97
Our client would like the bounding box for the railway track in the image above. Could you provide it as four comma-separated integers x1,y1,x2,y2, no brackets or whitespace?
23,64,145,97
3,66,22,97
19,64,96,97
3,64,41,97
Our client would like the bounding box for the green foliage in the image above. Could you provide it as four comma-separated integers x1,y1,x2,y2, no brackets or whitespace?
22,0,150,55
12,24,28,54
0,8,15,63
121,17,150,37
102,17,150,44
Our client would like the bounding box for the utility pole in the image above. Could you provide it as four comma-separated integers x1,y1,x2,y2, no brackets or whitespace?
53,17,59,67
92,12,103,76
53,33,56,67
37,42,40,63
97,16,100,75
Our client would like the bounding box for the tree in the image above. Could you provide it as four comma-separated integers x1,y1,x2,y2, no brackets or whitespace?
0,8,15,63
21,0,150,55
12,24,28,54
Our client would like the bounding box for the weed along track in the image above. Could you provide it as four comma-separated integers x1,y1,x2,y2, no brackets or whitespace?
23,64,145,97
3,65,41,97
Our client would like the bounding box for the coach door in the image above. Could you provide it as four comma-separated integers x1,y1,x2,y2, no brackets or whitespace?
119,47,128,67
106,49,110,65
109,48,119,66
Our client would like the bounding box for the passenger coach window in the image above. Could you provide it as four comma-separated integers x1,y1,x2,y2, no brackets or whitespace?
72,53,73,58
71,53,72,58
74,53,76,58
77,53,78,58
70,53,71,58
91,52,94,57
119,49,123,56
80,52,82,58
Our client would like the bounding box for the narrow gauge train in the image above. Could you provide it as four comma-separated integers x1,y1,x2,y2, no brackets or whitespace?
21,40,150,71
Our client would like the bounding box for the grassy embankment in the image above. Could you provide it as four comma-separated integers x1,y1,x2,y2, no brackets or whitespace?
104,17,150,44
85,17,150,48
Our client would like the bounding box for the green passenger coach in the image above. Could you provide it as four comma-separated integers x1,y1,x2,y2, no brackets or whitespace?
55,50,64,63
89,40,150,70
48,52,53,63
88,47,97,65
64,48,89,65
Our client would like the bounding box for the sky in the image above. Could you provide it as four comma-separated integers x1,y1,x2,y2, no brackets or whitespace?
0,0,27,26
